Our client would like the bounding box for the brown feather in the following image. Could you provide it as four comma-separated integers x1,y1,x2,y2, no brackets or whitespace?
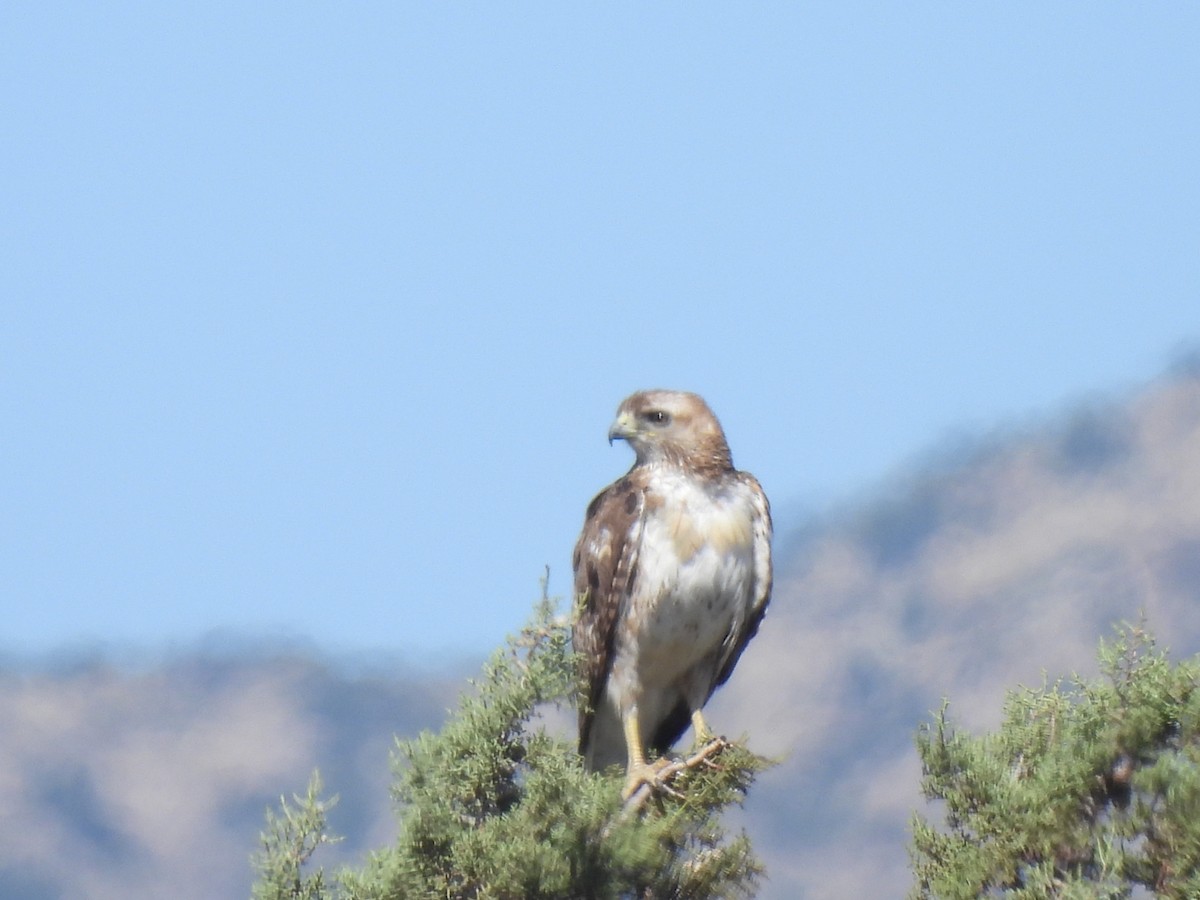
572,474,646,755
573,389,772,772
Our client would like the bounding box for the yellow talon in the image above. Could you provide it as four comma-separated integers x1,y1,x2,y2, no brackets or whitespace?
621,757,673,799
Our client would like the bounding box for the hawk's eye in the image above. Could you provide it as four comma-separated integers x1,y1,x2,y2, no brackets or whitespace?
643,410,671,427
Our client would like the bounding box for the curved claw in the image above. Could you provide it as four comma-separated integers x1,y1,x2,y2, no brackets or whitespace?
621,757,674,800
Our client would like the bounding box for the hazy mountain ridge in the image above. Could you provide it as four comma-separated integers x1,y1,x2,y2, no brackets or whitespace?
710,367,1200,895
0,653,462,899
5,369,1200,899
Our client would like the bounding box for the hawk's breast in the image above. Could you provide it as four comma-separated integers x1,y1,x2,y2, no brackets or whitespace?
621,473,758,680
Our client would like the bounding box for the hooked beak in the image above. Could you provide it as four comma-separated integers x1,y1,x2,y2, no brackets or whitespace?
607,411,637,446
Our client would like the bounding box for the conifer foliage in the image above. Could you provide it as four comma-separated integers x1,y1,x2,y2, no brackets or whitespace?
252,595,769,899
911,625,1200,899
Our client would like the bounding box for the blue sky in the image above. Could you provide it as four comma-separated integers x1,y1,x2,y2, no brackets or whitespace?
3,4,1197,661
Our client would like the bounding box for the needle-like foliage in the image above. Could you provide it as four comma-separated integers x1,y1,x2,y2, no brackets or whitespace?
252,593,771,900
911,624,1200,899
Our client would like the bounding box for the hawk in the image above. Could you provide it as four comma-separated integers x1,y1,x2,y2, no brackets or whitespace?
572,389,772,796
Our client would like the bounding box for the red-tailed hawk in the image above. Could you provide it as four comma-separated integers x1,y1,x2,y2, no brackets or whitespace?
573,389,772,796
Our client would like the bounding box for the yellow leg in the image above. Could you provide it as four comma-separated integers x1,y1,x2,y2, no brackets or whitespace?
624,709,647,771
621,709,667,798
691,709,715,744
621,710,648,798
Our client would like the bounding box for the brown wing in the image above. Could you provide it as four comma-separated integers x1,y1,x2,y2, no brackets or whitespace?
714,472,773,688
571,474,646,756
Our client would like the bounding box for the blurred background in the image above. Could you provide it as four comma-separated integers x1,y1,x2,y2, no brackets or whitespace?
3,4,1198,897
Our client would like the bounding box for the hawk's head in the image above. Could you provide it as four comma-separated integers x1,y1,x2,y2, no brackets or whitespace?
607,389,733,474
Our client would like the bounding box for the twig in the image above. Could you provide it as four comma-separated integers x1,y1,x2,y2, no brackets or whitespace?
620,737,730,819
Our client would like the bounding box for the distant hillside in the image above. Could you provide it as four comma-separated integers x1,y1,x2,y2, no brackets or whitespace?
4,367,1200,899
712,364,1200,896
0,653,462,899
